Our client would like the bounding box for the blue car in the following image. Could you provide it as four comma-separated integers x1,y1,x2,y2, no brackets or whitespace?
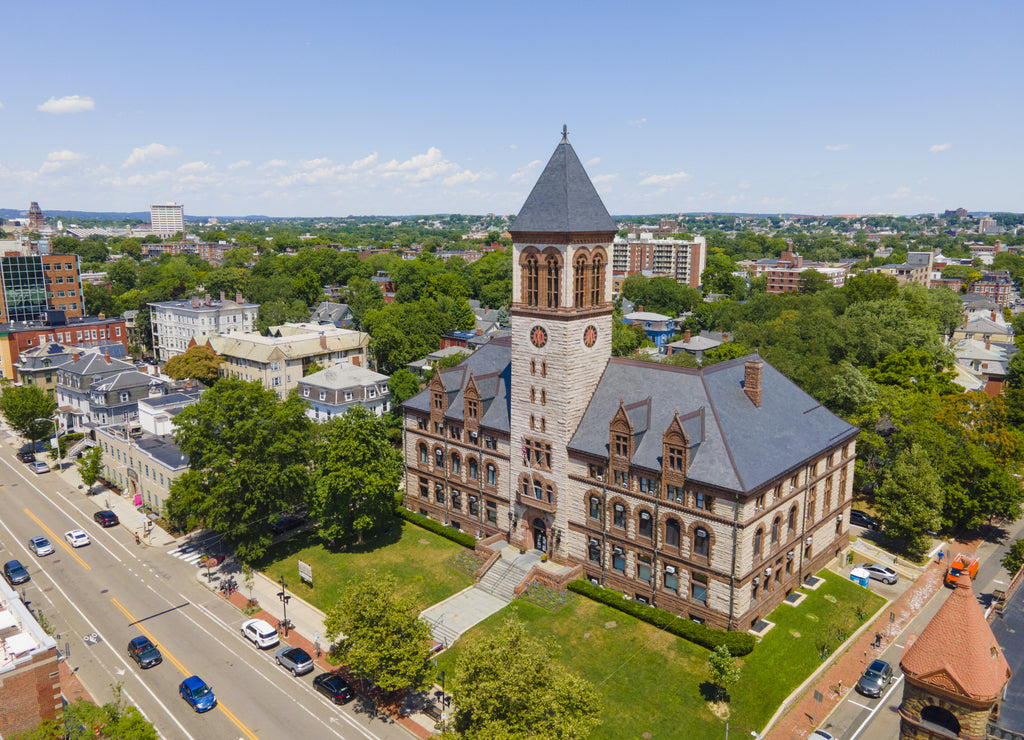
179,675,216,712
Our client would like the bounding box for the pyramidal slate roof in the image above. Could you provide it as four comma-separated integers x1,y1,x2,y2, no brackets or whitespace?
509,128,617,235
900,573,1011,702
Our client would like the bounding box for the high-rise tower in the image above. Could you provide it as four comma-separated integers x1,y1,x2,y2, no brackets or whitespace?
507,127,617,553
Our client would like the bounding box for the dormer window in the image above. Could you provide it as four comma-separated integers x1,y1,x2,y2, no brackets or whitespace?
466,398,478,419
614,433,629,457
667,446,685,472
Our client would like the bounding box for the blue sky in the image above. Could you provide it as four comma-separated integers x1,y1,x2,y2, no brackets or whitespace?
2,0,1021,218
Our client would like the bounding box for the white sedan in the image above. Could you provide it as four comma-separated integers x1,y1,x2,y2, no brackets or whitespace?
65,529,90,548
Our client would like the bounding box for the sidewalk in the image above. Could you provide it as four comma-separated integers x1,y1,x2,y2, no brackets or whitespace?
197,558,438,739
762,538,979,739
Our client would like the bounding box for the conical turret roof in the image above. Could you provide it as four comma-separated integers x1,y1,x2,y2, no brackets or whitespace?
900,572,1011,702
510,126,617,235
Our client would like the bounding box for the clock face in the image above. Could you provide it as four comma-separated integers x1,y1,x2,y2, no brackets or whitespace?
530,325,548,348
583,325,597,348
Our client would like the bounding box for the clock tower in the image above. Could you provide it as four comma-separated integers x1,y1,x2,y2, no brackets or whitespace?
508,127,617,558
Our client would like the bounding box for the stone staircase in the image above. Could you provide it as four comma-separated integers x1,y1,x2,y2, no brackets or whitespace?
476,550,539,602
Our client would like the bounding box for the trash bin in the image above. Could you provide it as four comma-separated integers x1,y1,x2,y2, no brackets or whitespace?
850,567,870,588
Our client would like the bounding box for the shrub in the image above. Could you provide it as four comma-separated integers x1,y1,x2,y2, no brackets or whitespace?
395,507,477,549
567,579,755,656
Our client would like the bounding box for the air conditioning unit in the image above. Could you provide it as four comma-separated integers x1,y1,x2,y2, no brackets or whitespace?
764,567,772,577
589,538,599,547
613,546,624,556
787,550,794,561
752,576,760,586
596,475,603,482
470,431,478,439
665,565,677,575
837,513,844,522
805,536,813,546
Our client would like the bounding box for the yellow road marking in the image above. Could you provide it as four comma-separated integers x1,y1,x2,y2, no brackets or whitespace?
23,508,90,570
110,598,260,740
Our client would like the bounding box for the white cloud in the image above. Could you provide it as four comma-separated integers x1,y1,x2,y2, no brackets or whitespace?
349,153,378,170
627,117,647,128
39,150,87,173
443,169,482,187
929,143,951,153
227,160,251,170
259,158,288,169
510,159,542,183
178,161,212,173
888,185,911,200
0,102,4,109
585,157,601,166
825,144,849,151
123,143,176,168
639,171,691,186
591,173,618,185
37,95,95,114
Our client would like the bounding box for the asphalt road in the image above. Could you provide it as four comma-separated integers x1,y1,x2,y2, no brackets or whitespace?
0,435,411,740
811,519,1024,740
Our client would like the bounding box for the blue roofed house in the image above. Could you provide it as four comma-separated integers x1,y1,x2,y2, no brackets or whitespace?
622,310,676,346
399,129,859,631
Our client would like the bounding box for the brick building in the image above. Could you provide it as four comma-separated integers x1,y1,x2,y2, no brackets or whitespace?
0,253,83,323
0,578,61,738
0,313,128,382
611,232,707,289
401,130,858,630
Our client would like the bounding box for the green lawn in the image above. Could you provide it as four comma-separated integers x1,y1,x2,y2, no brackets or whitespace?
254,520,475,613
435,571,885,740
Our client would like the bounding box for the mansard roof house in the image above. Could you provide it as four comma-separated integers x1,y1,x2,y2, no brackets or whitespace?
401,129,859,630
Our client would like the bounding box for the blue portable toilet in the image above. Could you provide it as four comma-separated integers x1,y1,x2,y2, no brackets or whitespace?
850,567,870,588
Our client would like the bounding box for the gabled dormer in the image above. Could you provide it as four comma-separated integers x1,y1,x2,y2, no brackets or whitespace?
429,370,447,426
463,371,481,434
609,399,634,490
662,410,691,486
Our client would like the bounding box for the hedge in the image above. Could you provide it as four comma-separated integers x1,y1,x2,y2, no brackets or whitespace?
567,578,756,656
395,507,477,549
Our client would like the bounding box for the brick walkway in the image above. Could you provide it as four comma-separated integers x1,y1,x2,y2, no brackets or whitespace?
763,540,979,739
222,591,432,739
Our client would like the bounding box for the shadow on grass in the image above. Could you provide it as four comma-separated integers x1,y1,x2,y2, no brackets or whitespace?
251,517,405,570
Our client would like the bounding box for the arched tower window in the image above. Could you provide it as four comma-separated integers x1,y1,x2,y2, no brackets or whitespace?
523,255,539,306
545,255,561,308
590,254,605,306
574,255,588,308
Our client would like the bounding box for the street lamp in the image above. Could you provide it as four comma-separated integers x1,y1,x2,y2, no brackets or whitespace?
277,577,291,637
34,417,62,471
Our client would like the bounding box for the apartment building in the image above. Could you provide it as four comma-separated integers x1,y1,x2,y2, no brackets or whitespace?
150,203,184,237
148,293,259,362
612,233,707,290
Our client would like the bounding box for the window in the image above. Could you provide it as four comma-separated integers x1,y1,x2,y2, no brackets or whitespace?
303,387,310,397
612,548,626,572
344,391,353,401
451,454,461,475
530,358,536,375
451,490,461,510
666,519,681,547
806,493,816,523
119,392,130,402
589,464,605,480
319,390,327,401
588,539,601,563
691,573,708,604
435,484,445,504
755,494,765,512
771,517,780,546
486,501,497,524
469,495,479,516
524,255,539,306
753,528,763,557
484,435,497,450
450,426,461,441
574,256,587,307
466,398,478,419
638,511,653,538
468,458,479,480
614,433,629,457
419,476,429,498
788,506,797,533
486,464,496,486
667,446,685,472
637,562,652,584
666,485,684,503
589,496,601,520
435,449,444,468
590,255,604,306
694,527,709,557
545,255,561,308
695,493,712,512
613,503,626,528
663,567,679,592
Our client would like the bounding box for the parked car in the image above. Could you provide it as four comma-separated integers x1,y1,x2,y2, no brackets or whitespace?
29,536,54,556
31,460,50,474
809,732,837,740
849,510,878,530
17,451,36,463
241,618,280,649
275,646,314,676
3,560,30,586
179,675,216,712
65,529,90,548
127,636,163,668
854,562,898,585
856,659,893,698
944,553,980,588
267,516,304,535
313,673,354,704
93,510,119,527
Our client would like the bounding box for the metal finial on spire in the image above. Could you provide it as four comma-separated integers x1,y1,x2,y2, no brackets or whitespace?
561,124,568,141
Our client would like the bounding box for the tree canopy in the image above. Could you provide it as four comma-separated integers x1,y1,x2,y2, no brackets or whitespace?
0,385,57,442
162,344,220,386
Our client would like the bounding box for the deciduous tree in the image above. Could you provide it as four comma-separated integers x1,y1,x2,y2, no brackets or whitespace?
77,446,103,494
707,644,741,703
163,344,220,386
0,385,57,443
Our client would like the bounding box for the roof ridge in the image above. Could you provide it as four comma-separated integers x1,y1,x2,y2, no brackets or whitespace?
699,368,747,492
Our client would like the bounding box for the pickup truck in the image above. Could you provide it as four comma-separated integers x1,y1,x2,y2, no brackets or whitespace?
944,553,979,588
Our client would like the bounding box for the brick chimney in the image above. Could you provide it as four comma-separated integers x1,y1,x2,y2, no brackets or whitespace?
638,305,645,313
352,355,360,367
744,357,764,408
319,334,327,349
683,329,691,343
220,291,226,301
723,332,730,341
991,311,997,321
98,312,106,320
104,353,111,364
192,297,200,308
476,328,483,335
204,294,212,306
236,293,243,304
72,353,80,362
985,339,991,351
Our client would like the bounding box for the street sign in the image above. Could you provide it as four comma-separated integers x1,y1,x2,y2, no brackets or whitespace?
813,689,823,703
298,559,312,586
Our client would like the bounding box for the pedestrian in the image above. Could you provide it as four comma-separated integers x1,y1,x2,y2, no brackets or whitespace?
938,550,944,565
135,531,141,545
874,632,882,648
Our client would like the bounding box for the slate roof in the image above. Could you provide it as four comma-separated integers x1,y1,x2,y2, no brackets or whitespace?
61,353,134,378
91,370,165,393
901,573,1011,702
567,355,858,493
310,301,353,325
301,363,389,390
509,130,617,235
402,336,512,433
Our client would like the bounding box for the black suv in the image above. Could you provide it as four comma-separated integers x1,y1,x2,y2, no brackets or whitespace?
127,636,162,668
268,516,304,535
850,509,878,530
17,451,36,463
94,510,119,527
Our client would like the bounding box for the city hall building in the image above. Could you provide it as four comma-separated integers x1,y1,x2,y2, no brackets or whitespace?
401,130,858,630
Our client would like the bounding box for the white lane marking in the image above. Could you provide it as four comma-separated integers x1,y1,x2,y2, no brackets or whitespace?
849,674,904,740
847,700,873,710
0,515,195,740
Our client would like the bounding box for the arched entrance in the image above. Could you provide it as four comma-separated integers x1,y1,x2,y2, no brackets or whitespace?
920,705,960,735
532,518,548,553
